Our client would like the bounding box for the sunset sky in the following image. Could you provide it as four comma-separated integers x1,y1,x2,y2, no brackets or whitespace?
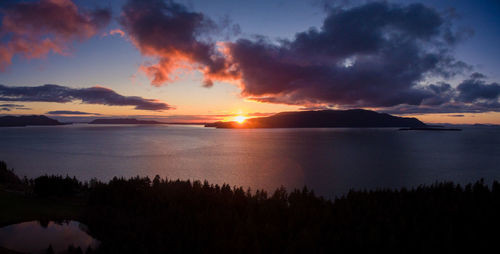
0,0,499,124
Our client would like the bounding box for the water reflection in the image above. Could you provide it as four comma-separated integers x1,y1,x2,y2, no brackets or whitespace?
0,220,98,253
0,125,499,197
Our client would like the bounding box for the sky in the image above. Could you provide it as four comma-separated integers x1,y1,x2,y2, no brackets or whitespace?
0,0,499,124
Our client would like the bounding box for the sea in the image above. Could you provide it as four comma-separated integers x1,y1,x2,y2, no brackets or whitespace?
1,124,499,198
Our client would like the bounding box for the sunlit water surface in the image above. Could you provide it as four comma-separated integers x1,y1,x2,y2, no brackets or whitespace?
1,124,499,197
0,220,98,253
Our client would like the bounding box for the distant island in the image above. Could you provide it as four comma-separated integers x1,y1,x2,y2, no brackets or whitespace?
89,118,165,125
0,115,64,127
206,109,427,128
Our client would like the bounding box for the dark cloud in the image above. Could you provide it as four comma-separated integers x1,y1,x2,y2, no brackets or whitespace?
381,101,500,115
420,82,456,106
448,114,465,117
47,110,101,115
0,103,28,111
0,84,173,111
457,79,500,103
0,103,23,108
0,0,111,70
221,2,469,109
380,72,500,114
120,0,237,86
470,72,487,80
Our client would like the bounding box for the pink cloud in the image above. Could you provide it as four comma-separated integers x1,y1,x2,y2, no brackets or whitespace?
0,0,111,70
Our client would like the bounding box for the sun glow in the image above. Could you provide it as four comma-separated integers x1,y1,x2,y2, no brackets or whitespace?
234,115,246,123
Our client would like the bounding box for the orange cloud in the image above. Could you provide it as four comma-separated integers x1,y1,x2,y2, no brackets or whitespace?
109,29,125,37
120,0,241,87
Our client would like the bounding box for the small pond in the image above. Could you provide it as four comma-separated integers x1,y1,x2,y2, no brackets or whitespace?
0,220,99,253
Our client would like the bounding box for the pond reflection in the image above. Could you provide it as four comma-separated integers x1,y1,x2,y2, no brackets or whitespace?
0,220,99,253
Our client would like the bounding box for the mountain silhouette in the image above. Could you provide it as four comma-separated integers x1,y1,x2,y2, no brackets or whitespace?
0,115,63,127
206,109,427,128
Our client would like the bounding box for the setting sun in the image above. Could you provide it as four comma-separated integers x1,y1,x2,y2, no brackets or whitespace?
234,115,246,123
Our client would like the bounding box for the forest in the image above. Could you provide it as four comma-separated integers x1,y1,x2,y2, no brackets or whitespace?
1,161,500,253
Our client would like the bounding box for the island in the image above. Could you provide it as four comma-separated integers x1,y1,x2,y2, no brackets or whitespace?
88,118,165,125
206,109,427,128
0,115,64,127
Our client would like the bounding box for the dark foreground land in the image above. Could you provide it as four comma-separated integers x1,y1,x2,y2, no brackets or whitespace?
1,161,500,253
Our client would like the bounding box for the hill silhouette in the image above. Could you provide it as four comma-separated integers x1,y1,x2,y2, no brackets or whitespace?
0,115,63,127
206,109,426,128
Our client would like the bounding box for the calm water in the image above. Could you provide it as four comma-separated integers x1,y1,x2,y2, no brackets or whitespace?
0,220,98,253
1,124,499,197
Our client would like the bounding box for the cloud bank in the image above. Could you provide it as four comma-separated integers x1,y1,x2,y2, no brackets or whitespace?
46,110,101,115
0,0,111,70
381,73,500,114
121,1,499,114
223,2,469,107
0,103,29,111
0,84,172,111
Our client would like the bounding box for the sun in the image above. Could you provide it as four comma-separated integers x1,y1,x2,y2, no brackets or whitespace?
234,115,246,124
